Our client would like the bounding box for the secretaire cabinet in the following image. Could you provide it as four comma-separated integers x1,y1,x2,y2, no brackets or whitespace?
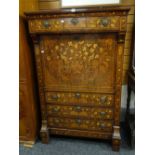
25,6,130,151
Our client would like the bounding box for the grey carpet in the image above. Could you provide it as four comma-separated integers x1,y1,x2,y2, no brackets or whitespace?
20,124,135,155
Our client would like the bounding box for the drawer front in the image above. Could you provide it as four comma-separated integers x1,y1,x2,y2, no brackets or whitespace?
29,19,64,32
64,18,86,29
47,104,113,119
86,17,120,29
45,92,113,107
50,128,112,139
48,117,113,132
28,16,120,33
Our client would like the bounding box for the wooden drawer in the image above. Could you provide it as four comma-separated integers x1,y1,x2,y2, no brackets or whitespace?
45,92,113,107
47,104,113,119
50,128,112,139
28,19,64,32
64,18,86,29
28,16,120,33
86,17,120,29
48,117,113,132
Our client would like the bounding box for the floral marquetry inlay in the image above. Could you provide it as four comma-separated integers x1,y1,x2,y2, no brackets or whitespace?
41,34,116,92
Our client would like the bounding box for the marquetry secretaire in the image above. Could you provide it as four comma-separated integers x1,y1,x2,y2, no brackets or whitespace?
25,5,130,151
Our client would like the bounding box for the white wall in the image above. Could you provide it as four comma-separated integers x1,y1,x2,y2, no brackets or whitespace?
62,0,120,7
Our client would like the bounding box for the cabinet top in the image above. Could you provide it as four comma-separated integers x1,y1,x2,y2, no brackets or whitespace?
25,5,130,18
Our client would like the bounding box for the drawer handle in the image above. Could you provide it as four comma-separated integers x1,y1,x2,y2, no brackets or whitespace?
52,107,60,112
100,123,105,129
100,112,106,116
51,95,59,100
54,119,60,123
100,96,107,104
75,93,81,98
76,119,82,124
100,18,109,27
43,20,50,28
74,106,81,111
71,18,79,25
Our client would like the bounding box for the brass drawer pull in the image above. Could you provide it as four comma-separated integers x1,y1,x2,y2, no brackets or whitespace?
75,93,81,98
71,18,79,25
100,112,106,116
54,119,60,123
43,20,50,28
100,96,107,104
74,106,81,111
100,123,105,129
51,94,59,100
52,107,60,112
100,18,109,27
76,119,82,124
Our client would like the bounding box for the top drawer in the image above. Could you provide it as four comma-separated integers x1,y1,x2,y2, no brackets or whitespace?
28,16,122,33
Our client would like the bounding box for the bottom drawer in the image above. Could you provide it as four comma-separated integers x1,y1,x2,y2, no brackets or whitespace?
48,117,113,132
49,128,112,139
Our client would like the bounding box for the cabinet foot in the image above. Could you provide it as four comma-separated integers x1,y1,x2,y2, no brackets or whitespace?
112,126,121,151
40,122,49,144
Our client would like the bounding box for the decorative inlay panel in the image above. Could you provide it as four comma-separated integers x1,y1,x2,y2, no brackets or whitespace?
41,34,116,92
48,117,113,132
45,92,113,107
47,104,113,119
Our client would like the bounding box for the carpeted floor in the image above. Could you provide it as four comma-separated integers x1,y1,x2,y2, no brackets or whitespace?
20,124,135,155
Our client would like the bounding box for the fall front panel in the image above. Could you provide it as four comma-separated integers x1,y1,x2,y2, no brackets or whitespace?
40,33,117,92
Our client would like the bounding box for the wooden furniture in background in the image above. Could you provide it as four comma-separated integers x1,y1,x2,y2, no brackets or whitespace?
25,6,130,151
38,0,60,10
19,0,38,16
19,16,38,147
19,0,39,147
